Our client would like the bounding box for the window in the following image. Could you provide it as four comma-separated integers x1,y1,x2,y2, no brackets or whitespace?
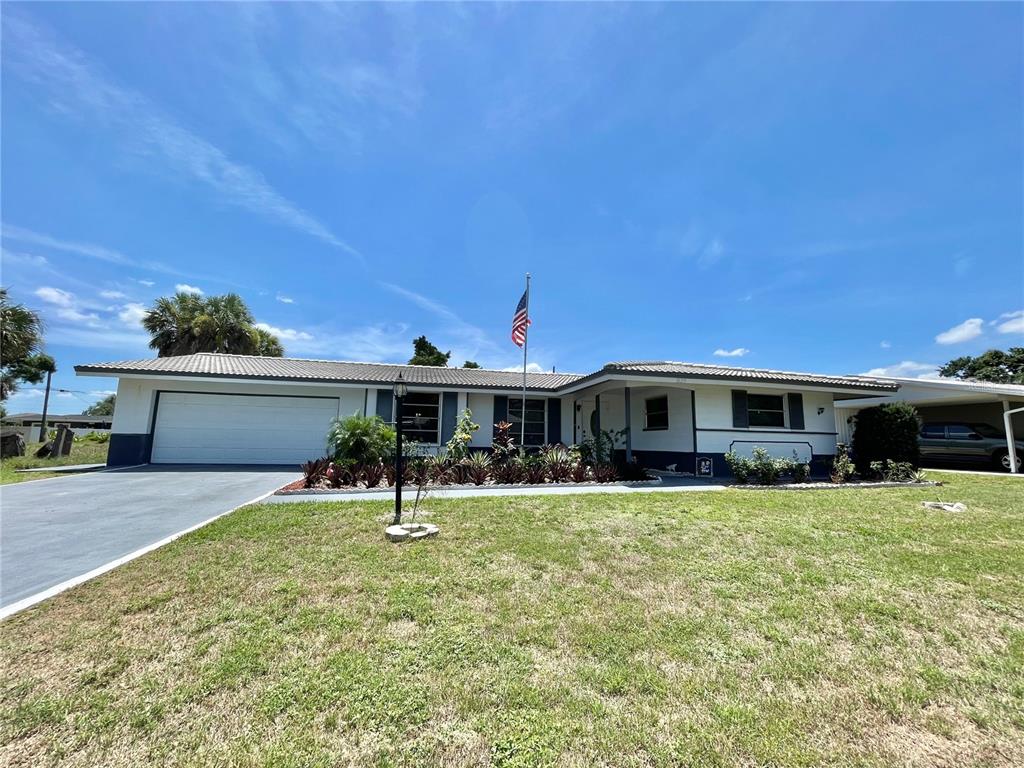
644,395,669,430
400,392,440,444
508,397,546,446
920,424,946,439
971,423,1001,438
747,393,785,428
947,424,982,441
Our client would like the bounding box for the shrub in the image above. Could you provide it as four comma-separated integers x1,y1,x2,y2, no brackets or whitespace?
851,403,921,474
830,444,855,484
492,420,518,464
750,447,794,485
868,460,918,482
592,464,618,483
724,450,753,483
327,413,396,464
464,452,491,485
301,457,331,488
523,455,547,484
580,428,627,466
542,445,572,483
492,456,524,484
791,453,811,483
425,453,452,484
362,461,385,488
568,447,589,483
616,459,652,481
445,409,479,461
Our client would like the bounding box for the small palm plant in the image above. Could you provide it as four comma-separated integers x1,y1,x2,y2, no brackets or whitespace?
464,452,491,485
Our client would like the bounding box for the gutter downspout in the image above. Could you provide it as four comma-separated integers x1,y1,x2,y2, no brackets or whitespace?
1002,401,1022,474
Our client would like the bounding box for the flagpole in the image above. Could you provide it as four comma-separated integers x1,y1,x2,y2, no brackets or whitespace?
521,273,530,448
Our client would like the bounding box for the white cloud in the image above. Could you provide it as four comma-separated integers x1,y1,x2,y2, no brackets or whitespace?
4,17,361,260
379,282,495,358
502,362,546,374
254,322,313,342
33,286,75,307
135,278,155,287
4,223,132,265
118,302,148,328
860,361,941,379
1,248,48,267
713,347,749,358
56,307,102,326
879,340,891,349
99,290,127,300
935,318,983,345
275,293,295,304
994,310,1024,335
697,238,725,269
175,283,204,295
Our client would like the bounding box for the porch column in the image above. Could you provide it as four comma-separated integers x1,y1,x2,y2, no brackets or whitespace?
1003,400,1021,474
624,387,633,463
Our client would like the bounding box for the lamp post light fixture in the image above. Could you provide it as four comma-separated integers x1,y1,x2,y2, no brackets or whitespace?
392,373,408,525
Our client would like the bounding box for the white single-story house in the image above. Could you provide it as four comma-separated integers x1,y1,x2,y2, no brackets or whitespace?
0,412,113,442
76,353,898,477
835,376,1024,472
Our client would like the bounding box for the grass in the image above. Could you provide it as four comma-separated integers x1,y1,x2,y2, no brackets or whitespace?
0,440,109,485
1,473,1022,767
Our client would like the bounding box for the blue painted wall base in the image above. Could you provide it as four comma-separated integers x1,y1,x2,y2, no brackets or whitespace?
107,433,152,466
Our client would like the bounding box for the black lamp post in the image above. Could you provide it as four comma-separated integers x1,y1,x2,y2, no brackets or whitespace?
392,373,408,526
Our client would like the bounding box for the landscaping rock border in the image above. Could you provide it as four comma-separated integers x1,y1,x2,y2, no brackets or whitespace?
727,480,940,491
385,522,440,542
276,476,663,496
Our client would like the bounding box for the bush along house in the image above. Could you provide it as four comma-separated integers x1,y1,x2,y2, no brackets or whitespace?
74,354,898,477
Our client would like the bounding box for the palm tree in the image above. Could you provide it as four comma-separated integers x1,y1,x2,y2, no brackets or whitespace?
141,292,283,357
0,287,50,401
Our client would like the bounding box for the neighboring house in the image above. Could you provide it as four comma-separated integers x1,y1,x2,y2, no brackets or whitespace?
835,377,1024,472
75,353,897,476
0,412,113,442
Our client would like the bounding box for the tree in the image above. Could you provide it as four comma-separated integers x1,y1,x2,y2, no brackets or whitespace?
33,354,57,442
0,287,52,401
142,292,284,357
462,361,481,369
850,402,921,474
939,348,1024,384
408,335,450,366
83,393,116,417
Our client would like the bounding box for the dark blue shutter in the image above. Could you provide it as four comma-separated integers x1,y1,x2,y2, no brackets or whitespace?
492,395,508,442
547,398,562,445
440,392,458,445
787,393,805,431
376,388,393,423
731,390,749,429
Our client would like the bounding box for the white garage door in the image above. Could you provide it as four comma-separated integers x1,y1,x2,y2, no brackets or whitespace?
151,392,338,464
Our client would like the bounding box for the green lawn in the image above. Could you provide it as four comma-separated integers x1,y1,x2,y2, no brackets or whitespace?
1,474,1021,767
0,440,109,485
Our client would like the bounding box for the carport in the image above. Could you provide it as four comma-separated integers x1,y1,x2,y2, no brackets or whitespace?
835,377,1024,472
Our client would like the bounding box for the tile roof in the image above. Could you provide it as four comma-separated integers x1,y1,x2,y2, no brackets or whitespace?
74,353,584,391
580,361,899,392
75,353,899,393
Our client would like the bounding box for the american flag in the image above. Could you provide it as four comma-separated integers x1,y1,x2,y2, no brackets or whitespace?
511,288,531,347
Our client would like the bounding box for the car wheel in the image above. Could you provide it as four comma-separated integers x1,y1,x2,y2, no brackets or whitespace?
993,450,1020,472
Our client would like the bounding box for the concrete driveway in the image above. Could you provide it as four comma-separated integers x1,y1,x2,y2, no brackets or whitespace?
1,465,299,612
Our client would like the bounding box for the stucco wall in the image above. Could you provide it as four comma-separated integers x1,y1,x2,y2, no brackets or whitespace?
693,384,837,460
112,378,369,436
466,393,495,448
592,386,695,453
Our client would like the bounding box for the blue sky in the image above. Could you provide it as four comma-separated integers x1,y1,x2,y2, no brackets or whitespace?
2,2,1022,414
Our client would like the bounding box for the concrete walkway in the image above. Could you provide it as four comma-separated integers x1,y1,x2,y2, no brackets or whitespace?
264,476,727,504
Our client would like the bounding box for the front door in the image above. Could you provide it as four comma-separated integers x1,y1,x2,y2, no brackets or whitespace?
575,398,595,444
